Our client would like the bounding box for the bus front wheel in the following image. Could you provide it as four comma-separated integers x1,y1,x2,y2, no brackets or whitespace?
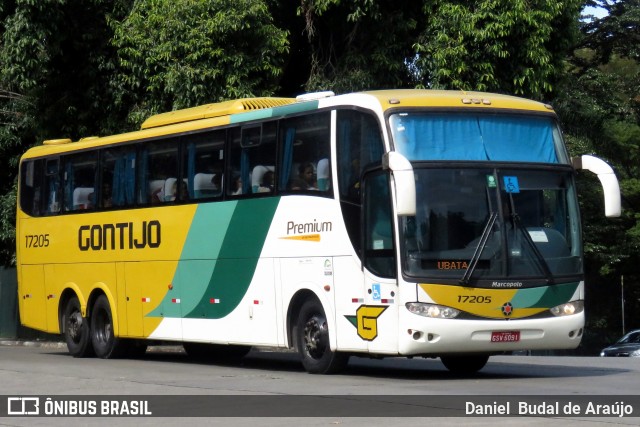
90,295,126,359
440,354,490,374
295,299,349,374
62,296,94,358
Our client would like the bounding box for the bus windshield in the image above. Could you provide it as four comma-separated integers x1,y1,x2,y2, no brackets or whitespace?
401,167,582,282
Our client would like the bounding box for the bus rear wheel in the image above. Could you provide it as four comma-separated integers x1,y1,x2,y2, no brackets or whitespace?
440,354,490,375
62,296,93,358
295,299,348,374
90,295,126,359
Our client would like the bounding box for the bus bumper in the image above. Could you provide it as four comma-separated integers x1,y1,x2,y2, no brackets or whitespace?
398,310,585,356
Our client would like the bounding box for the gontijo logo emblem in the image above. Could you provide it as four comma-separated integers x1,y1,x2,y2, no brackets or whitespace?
345,305,388,341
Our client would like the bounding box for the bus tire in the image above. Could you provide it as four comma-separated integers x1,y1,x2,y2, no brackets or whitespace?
62,296,94,358
440,354,490,374
90,295,126,359
296,298,348,374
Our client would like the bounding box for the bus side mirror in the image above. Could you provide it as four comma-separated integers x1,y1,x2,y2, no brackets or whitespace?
572,154,621,218
383,152,416,216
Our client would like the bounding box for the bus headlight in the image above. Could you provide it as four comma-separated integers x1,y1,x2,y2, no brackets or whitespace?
406,302,460,319
550,300,584,317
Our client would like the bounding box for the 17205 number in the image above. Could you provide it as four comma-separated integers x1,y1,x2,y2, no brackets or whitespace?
457,295,492,304
25,234,50,248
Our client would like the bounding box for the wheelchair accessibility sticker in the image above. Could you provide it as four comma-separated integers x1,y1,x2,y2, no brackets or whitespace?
371,283,381,301
503,176,520,193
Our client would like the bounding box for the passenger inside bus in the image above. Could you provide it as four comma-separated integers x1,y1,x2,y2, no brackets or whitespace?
231,175,242,195
251,165,275,193
193,173,219,198
258,170,274,193
72,187,94,210
290,162,316,190
165,179,188,202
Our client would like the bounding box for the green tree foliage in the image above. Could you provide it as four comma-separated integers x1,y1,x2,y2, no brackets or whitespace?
111,0,289,126
0,0,132,264
293,0,583,97
412,0,583,98
554,0,640,348
296,0,422,92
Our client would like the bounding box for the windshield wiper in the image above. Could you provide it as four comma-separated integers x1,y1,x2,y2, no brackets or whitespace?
459,212,498,286
510,211,555,285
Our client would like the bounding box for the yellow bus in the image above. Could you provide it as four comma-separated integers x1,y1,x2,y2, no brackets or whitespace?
16,90,620,374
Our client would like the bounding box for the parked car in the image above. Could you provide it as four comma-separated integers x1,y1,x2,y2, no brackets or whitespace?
600,330,640,357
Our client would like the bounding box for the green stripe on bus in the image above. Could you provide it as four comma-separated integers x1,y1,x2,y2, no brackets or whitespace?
511,282,579,308
148,198,280,320
184,197,280,319
230,101,319,124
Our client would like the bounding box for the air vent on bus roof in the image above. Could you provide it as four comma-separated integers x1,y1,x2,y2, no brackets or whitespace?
140,97,295,129
43,138,72,145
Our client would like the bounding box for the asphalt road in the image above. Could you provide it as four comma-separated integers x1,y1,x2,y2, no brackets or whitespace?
0,341,638,426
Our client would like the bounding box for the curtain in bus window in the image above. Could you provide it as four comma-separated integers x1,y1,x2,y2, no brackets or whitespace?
111,152,137,206
399,116,485,160
280,127,295,189
187,142,196,199
479,116,557,163
137,149,148,203
240,149,251,194
396,115,558,163
364,125,383,168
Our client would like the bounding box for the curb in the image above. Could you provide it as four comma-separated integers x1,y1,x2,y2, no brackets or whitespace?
0,339,66,349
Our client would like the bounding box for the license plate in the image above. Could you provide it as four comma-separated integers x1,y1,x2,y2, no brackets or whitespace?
491,331,520,342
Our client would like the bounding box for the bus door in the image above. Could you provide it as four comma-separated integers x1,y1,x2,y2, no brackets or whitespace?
361,171,399,353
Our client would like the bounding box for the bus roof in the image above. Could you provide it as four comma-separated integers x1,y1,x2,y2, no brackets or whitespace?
357,89,554,113
23,89,554,159
140,97,295,129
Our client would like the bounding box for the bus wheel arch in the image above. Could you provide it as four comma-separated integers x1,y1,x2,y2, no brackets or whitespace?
289,293,349,374
59,290,94,358
286,289,317,349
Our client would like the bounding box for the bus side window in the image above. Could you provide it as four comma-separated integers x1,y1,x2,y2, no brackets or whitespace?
183,130,225,200
336,109,385,258
19,160,44,217
139,140,179,204
102,147,136,208
278,112,331,194
62,151,98,212
229,122,277,196
337,110,384,201
363,171,396,278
